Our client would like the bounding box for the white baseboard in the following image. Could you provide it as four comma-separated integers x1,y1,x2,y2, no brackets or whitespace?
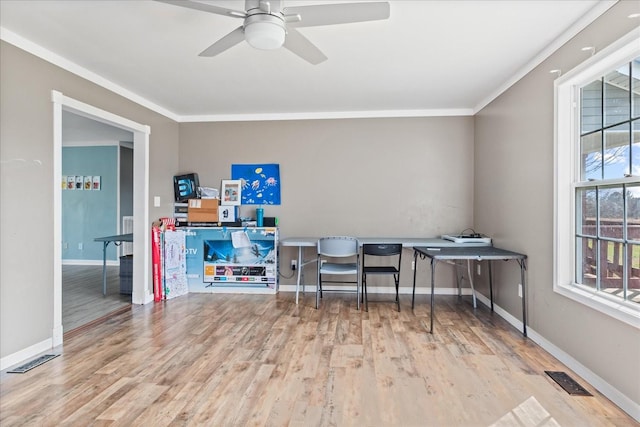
473,293,639,422
277,284,474,295
5,285,636,421
1,338,53,371
526,327,639,422
279,284,638,421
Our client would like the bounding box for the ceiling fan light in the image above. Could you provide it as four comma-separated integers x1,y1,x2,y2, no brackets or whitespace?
245,21,286,50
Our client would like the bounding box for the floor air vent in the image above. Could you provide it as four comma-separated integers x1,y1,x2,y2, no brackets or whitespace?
7,354,60,374
545,371,592,396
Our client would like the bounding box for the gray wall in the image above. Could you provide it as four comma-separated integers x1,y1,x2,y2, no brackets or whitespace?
0,40,179,360
178,117,475,288
474,1,640,409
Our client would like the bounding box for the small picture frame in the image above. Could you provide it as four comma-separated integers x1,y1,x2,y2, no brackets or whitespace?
221,179,241,206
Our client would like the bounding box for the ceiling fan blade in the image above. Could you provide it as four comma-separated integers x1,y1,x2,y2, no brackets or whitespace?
285,2,389,27
282,28,327,65
155,0,246,19
199,26,246,57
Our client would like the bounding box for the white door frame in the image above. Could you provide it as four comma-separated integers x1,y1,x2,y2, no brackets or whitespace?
52,91,153,346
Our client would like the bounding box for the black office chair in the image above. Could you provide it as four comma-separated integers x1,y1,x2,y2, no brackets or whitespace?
361,243,403,312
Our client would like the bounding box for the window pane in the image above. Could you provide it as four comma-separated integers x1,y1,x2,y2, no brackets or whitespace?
576,236,597,289
581,79,602,133
598,186,624,239
627,184,640,243
626,243,640,304
603,123,630,179
632,58,640,119
600,239,623,294
577,188,597,236
581,131,601,180
604,65,630,127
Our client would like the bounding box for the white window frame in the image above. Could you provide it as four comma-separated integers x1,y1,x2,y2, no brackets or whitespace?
554,28,640,329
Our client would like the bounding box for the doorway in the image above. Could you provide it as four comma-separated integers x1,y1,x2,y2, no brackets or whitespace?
61,111,134,332
52,91,152,347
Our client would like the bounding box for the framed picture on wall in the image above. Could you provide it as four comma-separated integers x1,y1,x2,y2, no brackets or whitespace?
221,180,241,206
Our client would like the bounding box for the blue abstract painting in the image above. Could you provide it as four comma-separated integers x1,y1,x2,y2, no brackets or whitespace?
231,164,281,205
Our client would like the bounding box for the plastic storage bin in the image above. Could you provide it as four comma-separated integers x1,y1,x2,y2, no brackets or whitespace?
119,255,133,294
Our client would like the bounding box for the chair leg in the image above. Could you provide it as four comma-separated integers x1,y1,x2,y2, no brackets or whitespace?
363,274,368,312
316,272,321,309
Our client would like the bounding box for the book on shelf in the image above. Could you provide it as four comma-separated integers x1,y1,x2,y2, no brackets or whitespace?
173,202,189,214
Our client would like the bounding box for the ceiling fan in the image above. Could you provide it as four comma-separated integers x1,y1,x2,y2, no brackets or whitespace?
156,0,390,64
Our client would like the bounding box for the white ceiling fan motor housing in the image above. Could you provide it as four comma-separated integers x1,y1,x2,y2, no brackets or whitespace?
244,0,286,50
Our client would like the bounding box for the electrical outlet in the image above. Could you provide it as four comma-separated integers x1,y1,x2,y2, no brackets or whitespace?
518,283,522,298
291,259,297,270
63,242,68,249
411,260,415,270
78,243,83,250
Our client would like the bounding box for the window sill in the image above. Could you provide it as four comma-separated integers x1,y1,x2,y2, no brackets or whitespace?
555,283,640,329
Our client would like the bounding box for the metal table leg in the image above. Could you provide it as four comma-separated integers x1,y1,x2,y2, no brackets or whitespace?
101,241,109,296
519,259,527,337
488,260,494,311
430,258,436,333
295,246,302,304
411,250,418,310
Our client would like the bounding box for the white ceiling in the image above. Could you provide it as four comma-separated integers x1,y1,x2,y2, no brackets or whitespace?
62,111,134,144
0,0,617,122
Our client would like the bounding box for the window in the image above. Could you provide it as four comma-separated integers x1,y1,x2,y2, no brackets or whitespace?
555,30,640,328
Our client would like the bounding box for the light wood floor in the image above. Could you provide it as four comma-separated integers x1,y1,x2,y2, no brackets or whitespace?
1,292,636,426
62,265,131,333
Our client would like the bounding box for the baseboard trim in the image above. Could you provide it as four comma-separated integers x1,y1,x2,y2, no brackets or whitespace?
1,338,53,372
277,284,474,295
474,293,638,422
279,284,638,421
526,326,639,422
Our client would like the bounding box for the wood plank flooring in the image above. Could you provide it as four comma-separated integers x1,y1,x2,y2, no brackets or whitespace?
62,265,131,333
1,292,636,426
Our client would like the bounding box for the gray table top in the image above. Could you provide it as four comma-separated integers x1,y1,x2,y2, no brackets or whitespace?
280,237,491,248
94,233,133,242
413,245,526,260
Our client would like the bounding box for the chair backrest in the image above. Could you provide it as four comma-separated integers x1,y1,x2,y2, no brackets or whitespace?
362,243,402,257
318,236,359,258
362,243,403,270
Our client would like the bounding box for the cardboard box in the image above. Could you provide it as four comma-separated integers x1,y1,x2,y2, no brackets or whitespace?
188,198,219,222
